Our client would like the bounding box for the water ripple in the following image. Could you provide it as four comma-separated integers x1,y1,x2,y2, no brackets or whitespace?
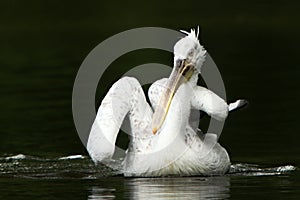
0,154,296,179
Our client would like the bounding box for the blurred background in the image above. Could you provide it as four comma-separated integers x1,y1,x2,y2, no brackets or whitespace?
0,0,299,166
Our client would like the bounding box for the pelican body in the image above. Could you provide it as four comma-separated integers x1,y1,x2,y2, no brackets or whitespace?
87,29,242,177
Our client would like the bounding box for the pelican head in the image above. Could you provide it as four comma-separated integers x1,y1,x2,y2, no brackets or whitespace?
174,29,206,74
152,28,206,134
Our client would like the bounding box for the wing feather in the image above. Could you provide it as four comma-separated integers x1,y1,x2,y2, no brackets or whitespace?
87,77,152,163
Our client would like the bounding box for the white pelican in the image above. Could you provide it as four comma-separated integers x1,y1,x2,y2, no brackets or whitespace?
87,29,246,177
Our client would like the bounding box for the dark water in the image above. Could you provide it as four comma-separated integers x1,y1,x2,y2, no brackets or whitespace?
1,0,300,199
0,154,298,199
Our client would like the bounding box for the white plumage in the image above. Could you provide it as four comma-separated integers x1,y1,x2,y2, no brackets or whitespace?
87,29,243,177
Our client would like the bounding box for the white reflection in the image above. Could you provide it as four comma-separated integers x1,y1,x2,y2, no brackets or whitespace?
88,187,116,200
124,176,230,200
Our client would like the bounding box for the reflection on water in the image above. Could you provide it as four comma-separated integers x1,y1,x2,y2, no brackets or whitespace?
87,177,230,200
124,176,230,200
88,187,116,200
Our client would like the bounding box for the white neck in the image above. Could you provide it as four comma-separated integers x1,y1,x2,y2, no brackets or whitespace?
189,70,200,86
153,81,194,152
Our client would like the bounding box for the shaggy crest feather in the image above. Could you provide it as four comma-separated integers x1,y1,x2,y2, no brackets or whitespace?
176,27,206,72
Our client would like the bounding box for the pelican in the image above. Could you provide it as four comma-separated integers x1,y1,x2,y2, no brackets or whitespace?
87,29,247,177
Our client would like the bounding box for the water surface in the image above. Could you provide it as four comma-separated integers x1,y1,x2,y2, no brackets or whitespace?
0,154,298,199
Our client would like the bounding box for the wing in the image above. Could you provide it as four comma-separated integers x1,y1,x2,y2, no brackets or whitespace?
87,77,153,163
191,86,228,121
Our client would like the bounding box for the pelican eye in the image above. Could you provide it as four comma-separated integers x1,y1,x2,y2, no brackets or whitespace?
188,51,194,57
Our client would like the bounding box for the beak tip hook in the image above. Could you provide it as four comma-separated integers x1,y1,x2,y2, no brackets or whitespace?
152,128,158,135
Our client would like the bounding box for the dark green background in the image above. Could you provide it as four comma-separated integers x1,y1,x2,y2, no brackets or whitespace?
1,0,299,170
1,1,300,199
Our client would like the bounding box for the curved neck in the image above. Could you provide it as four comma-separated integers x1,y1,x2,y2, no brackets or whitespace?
154,82,193,150
189,70,199,86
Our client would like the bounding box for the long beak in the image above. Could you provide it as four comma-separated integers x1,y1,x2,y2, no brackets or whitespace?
152,61,194,134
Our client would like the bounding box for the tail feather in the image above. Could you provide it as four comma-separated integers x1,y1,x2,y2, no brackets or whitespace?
200,99,248,119
228,99,249,112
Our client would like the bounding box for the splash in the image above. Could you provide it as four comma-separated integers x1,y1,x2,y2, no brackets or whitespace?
229,163,296,176
58,155,86,160
0,154,297,179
